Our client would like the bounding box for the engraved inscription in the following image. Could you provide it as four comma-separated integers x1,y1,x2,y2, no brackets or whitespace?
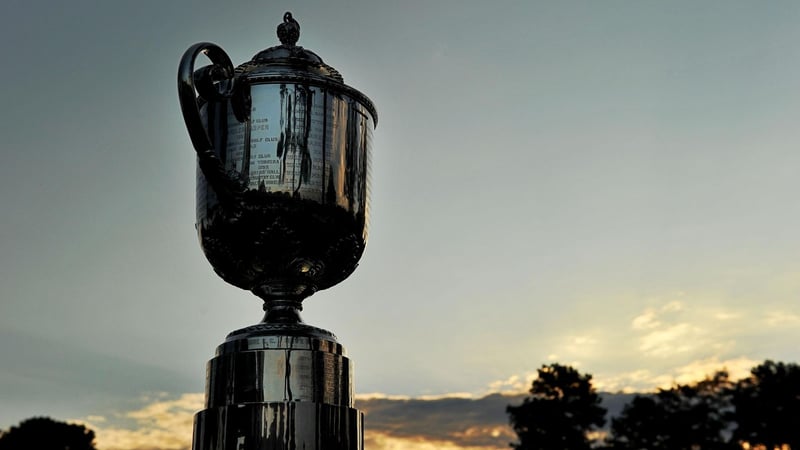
243,84,330,197
198,87,373,295
323,354,337,402
292,353,315,400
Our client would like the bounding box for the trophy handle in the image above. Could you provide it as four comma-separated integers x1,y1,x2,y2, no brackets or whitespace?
178,42,241,201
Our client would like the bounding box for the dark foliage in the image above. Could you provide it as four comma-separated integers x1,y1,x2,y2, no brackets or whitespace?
607,371,736,450
507,363,606,450
730,360,800,450
0,417,96,450
509,360,800,450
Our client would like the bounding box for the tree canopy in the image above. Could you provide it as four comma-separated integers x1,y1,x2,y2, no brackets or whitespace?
0,417,96,450
731,360,800,450
508,360,800,450
507,363,606,450
608,371,735,450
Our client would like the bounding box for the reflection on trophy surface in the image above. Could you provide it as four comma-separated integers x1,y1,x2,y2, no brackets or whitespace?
178,12,376,449
198,85,372,302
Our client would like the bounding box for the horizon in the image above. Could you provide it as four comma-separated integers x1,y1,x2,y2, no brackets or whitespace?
9,359,783,449
52,361,787,450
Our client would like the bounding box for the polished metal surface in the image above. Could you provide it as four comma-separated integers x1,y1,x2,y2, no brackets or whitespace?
193,331,362,450
206,334,354,407
178,11,375,450
196,83,374,302
179,12,376,307
194,403,362,450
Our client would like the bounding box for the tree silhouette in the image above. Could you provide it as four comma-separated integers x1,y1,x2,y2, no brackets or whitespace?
0,417,96,450
731,360,800,449
507,363,606,450
605,395,665,449
607,371,734,450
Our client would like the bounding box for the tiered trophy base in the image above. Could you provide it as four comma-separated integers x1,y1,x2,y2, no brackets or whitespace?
192,321,363,450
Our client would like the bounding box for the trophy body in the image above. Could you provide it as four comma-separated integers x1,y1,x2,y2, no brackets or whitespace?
179,13,376,450
197,82,374,300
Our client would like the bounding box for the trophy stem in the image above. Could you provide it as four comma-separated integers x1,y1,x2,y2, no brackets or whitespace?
261,298,304,324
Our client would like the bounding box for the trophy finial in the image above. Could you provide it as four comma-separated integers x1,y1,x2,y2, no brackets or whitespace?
277,11,300,47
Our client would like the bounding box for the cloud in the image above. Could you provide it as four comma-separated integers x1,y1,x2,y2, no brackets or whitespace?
78,393,202,450
671,356,757,385
661,301,684,313
359,393,520,449
357,392,476,401
631,310,660,330
357,392,416,401
484,288,800,397
631,300,685,331
593,356,760,393
485,373,537,395
627,298,753,360
534,282,800,392
78,392,519,450
763,311,800,327
713,311,742,321
638,322,701,357
365,432,504,450
592,369,671,394
630,301,710,357
564,335,599,356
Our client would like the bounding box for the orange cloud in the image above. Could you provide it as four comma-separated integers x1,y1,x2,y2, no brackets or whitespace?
593,356,759,393
359,393,521,448
365,431,506,450
77,392,519,450
78,393,202,450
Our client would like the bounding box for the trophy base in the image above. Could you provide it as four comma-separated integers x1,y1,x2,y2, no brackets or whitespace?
192,323,363,450
193,402,363,450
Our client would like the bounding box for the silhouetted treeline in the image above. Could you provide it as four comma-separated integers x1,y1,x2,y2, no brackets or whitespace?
0,417,96,450
508,360,800,450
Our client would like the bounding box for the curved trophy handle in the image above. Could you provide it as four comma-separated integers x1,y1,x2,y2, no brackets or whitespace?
178,42,241,202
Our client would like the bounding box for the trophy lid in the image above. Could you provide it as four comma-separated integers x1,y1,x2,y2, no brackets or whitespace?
234,12,377,124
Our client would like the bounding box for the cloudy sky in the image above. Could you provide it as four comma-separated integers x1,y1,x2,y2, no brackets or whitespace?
2,1,800,449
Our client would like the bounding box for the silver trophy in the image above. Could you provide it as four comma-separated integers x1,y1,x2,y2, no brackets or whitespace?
178,12,376,449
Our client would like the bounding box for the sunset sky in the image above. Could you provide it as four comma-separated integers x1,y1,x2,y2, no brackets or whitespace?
2,1,800,449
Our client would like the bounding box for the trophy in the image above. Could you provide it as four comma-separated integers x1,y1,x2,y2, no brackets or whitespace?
178,12,376,450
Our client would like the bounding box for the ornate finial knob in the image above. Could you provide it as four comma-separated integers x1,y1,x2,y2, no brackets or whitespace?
277,12,300,47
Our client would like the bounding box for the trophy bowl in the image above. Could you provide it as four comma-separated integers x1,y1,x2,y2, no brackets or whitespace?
179,13,377,312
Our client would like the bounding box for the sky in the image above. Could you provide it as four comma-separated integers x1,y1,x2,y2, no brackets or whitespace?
1,1,800,449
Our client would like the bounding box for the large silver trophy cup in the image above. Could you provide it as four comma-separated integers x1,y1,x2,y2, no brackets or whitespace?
178,13,376,450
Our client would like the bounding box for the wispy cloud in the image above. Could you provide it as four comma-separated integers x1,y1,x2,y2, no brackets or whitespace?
763,310,800,327
79,393,519,450
365,431,505,450
639,322,701,357
485,373,537,395
594,356,759,393
671,356,756,385
631,309,660,330
359,393,518,449
632,301,710,357
488,291,785,394
77,393,202,450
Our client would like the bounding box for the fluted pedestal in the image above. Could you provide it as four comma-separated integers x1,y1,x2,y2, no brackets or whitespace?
192,323,363,450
